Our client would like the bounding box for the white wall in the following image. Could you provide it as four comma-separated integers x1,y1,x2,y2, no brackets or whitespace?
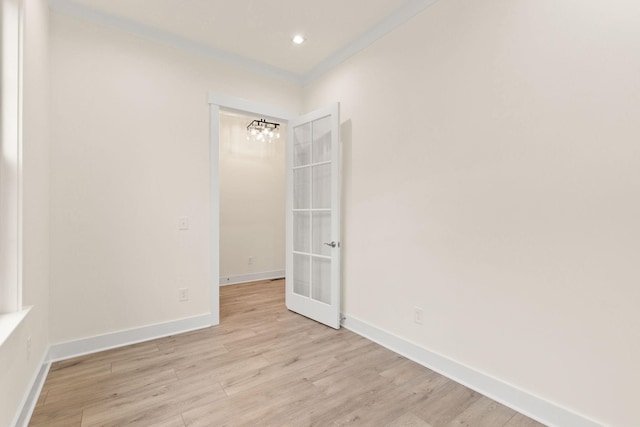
0,0,50,425
49,13,300,343
304,0,640,425
219,112,285,282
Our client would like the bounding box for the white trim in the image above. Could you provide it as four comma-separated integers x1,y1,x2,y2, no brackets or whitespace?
207,93,298,120
302,0,441,85
47,314,213,362
13,314,212,426
341,314,604,427
220,270,285,286
11,356,50,427
16,0,24,311
209,92,295,329
209,104,221,326
0,306,30,347
0,0,24,314
48,0,301,84
48,0,440,86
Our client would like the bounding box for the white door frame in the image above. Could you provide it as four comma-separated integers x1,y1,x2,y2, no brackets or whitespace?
207,92,297,325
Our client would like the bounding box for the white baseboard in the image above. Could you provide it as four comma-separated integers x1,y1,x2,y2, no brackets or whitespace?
15,313,213,426
11,352,50,427
219,270,285,286
340,314,603,427
17,311,601,427
47,313,213,362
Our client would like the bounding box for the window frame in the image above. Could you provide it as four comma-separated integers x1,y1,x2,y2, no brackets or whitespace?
0,0,24,316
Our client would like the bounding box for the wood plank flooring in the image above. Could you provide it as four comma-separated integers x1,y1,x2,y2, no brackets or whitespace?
30,279,545,426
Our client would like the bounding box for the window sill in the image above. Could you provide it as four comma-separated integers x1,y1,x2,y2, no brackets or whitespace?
0,306,31,348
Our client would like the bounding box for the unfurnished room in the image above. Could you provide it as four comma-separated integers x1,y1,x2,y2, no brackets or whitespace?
0,0,638,426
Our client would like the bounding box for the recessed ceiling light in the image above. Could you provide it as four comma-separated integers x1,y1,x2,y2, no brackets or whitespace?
292,35,305,45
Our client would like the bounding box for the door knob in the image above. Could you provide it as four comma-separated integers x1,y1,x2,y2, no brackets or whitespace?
323,241,338,248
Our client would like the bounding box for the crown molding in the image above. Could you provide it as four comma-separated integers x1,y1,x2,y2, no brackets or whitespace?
302,0,441,85
49,0,441,86
48,0,303,85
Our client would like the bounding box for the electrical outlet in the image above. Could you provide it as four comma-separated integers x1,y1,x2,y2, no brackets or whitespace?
248,256,253,265
414,308,424,325
179,288,189,302
178,216,189,230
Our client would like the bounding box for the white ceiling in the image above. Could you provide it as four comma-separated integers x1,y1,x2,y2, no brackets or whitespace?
50,0,439,84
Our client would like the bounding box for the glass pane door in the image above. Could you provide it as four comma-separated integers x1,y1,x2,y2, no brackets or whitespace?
292,115,332,304
286,103,340,329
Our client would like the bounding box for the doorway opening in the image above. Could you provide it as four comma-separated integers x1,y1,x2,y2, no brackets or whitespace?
208,93,296,326
218,110,287,320
208,93,341,329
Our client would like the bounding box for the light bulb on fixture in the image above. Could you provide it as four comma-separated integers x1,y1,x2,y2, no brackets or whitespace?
247,118,281,143
292,35,305,45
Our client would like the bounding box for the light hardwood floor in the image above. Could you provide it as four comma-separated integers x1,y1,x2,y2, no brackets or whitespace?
30,280,545,427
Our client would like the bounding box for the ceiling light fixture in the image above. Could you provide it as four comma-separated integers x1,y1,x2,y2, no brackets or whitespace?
247,118,281,143
292,34,305,45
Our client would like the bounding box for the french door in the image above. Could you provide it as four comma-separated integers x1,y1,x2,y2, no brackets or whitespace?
286,103,341,329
